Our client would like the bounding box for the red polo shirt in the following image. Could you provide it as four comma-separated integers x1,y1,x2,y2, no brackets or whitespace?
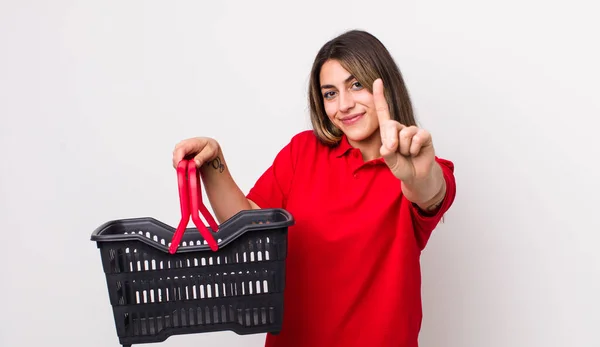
246,130,456,347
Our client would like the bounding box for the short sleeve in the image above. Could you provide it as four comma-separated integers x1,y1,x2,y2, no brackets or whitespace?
246,135,299,209
409,157,456,248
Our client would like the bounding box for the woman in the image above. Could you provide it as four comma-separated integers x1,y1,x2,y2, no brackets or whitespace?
172,29,456,347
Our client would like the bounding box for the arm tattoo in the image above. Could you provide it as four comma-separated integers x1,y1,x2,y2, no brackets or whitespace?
210,157,225,173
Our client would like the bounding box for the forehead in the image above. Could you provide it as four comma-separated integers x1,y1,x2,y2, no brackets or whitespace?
319,59,352,84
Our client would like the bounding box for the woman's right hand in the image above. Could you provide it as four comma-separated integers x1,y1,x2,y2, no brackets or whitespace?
172,137,221,169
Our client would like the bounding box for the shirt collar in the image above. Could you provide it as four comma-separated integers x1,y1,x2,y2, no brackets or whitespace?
331,134,354,157
330,134,387,165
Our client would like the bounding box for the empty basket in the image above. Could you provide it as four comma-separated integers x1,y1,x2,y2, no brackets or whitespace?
90,159,294,347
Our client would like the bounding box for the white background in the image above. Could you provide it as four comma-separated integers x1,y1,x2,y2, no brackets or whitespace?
1,1,599,346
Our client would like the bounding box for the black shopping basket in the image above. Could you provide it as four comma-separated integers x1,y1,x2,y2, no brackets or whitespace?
90,159,294,347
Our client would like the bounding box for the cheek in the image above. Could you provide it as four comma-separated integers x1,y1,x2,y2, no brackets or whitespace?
355,91,375,108
323,102,338,120
355,92,378,124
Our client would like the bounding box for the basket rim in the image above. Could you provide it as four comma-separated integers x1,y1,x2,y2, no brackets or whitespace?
90,208,293,253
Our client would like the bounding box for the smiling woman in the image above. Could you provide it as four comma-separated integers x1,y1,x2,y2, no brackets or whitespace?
319,59,382,158
308,30,417,150
172,29,457,347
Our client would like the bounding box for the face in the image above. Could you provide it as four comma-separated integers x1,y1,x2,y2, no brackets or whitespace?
319,59,380,147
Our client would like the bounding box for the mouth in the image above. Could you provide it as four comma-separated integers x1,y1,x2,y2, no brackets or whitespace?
339,112,365,125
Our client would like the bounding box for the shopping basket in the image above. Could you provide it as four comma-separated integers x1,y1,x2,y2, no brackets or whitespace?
90,159,294,347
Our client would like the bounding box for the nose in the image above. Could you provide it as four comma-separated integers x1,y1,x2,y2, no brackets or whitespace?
338,90,355,113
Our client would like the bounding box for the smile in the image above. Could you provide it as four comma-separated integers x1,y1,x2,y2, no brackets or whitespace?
339,113,364,125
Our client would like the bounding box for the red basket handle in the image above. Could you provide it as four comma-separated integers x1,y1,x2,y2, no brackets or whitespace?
169,160,220,254
169,160,191,254
187,160,219,251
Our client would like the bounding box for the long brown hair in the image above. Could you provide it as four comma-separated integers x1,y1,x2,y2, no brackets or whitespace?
308,30,416,146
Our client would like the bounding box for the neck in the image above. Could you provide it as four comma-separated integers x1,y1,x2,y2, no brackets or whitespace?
347,132,382,162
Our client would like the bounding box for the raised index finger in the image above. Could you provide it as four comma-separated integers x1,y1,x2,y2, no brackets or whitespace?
373,78,391,124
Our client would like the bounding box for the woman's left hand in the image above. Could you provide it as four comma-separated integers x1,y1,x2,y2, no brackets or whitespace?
374,78,436,184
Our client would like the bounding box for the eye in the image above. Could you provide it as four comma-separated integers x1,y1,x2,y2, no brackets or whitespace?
351,81,363,90
323,91,336,100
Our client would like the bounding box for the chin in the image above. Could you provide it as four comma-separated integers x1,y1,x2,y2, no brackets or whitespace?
342,127,377,144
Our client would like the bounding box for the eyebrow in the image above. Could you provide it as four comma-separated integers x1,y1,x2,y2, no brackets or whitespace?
320,75,356,89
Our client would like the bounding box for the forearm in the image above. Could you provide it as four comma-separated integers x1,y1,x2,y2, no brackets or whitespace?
199,147,253,223
401,161,446,211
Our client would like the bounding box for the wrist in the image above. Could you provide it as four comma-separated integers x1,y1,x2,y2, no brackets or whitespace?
401,162,444,205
